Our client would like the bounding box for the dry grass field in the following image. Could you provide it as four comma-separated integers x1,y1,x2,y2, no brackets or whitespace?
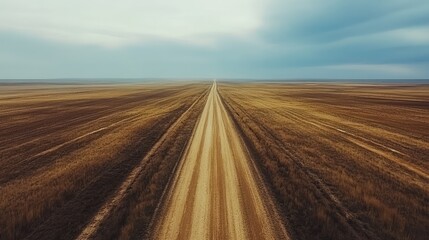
219,82,429,240
1,81,428,240
0,82,209,240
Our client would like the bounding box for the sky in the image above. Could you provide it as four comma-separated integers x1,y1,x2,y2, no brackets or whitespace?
1,0,429,79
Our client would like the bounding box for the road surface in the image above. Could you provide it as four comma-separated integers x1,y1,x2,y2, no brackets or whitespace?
153,82,290,239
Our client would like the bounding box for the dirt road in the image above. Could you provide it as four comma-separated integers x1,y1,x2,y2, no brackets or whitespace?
153,82,290,240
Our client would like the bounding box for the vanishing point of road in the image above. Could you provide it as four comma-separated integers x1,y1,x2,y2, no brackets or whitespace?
153,82,290,239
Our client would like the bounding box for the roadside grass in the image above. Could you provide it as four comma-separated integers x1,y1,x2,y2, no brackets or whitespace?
219,83,429,240
0,84,208,240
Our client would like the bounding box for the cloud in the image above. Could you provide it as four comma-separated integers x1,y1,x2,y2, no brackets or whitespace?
261,0,429,44
387,27,429,45
252,0,429,72
1,0,429,79
0,0,264,48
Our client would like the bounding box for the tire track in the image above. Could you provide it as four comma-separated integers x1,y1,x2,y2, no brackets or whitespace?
221,95,379,240
0,113,162,186
76,89,208,240
152,82,290,240
256,101,429,183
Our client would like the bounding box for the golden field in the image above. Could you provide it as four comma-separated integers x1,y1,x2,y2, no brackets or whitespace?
1,81,428,240
0,82,209,239
219,82,429,240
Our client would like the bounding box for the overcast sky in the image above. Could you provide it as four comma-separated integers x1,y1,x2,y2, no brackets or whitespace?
1,0,429,79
